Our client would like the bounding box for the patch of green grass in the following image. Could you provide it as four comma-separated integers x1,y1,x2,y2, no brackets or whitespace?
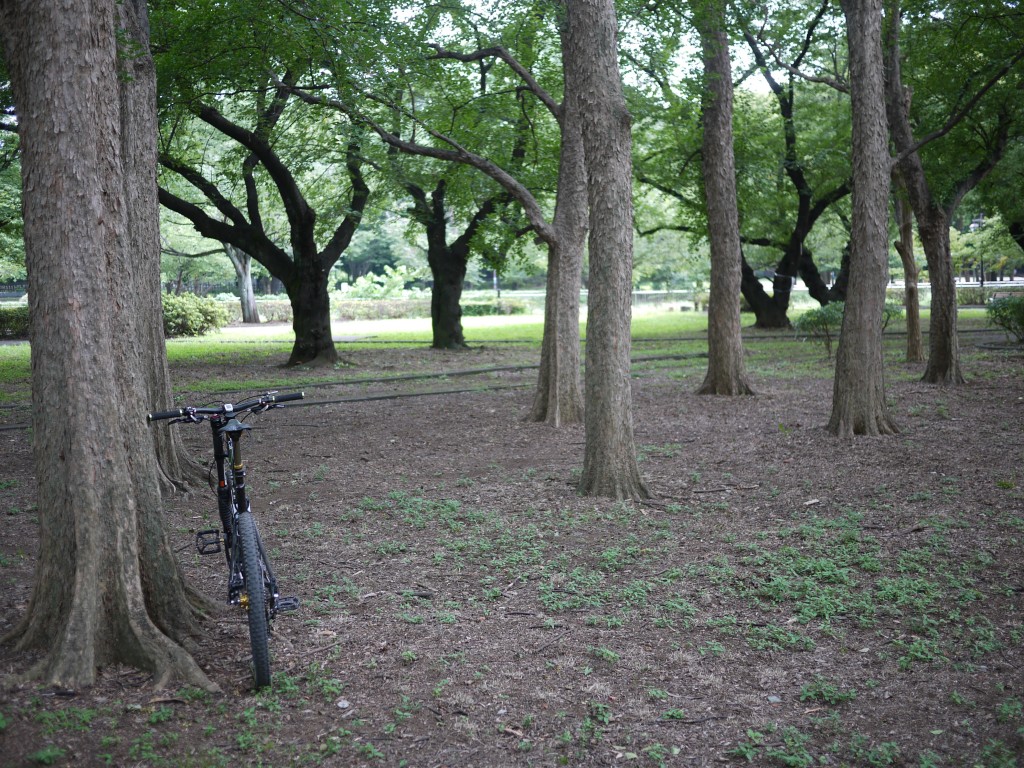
747,624,816,652
799,676,857,705
28,745,66,765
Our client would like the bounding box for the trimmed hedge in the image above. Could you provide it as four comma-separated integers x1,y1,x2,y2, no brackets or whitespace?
162,293,229,337
461,300,529,316
0,305,29,338
217,299,292,324
333,299,432,320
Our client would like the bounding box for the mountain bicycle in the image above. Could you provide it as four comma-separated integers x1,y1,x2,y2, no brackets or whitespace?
148,391,305,689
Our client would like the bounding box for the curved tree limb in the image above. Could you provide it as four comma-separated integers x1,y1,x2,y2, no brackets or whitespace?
284,81,556,245
428,44,562,120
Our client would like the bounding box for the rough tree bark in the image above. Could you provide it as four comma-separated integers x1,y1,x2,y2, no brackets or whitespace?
828,0,900,437
0,0,215,689
567,0,648,499
893,190,925,362
695,1,754,396
115,1,203,494
530,59,587,425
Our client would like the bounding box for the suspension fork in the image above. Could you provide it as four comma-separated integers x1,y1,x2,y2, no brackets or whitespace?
210,415,234,559
226,429,281,611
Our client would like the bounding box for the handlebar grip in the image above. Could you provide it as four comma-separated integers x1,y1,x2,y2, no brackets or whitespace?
270,391,304,404
148,408,186,422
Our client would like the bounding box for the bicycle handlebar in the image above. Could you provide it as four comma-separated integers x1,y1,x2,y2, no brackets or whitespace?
147,391,305,423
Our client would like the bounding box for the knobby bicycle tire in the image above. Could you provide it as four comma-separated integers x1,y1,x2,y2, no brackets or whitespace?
237,511,272,689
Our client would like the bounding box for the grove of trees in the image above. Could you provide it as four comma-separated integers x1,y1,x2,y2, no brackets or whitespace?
2,0,1023,689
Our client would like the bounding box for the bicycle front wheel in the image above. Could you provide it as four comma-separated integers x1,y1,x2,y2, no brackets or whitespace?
237,511,271,689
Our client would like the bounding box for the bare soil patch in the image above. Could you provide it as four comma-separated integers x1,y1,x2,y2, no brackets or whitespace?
1,337,1023,767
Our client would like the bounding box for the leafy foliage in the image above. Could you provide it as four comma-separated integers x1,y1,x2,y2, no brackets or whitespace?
0,305,29,338
986,295,1024,342
161,293,229,337
793,302,845,358
794,301,904,358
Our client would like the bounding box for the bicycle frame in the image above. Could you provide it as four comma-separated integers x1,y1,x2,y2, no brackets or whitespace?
209,415,281,614
147,391,303,688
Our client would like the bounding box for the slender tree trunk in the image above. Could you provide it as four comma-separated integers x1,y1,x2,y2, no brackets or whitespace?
916,210,963,382
884,1,964,384
531,90,587,425
829,0,899,436
696,2,754,396
567,0,648,500
225,244,260,324
828,242,852,301
0,0,214,689
893,192,924,362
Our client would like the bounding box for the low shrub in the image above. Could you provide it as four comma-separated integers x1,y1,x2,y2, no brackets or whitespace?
793,301,902,358
987,295,1024,342
0,305,29,338
162,293,229,337
957,286,993,306
217,299,293,324
333,298,432,320
461,300,529,316
793,302,845,358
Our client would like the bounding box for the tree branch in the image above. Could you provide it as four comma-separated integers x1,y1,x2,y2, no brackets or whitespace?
895,46,1024,163
428,44,561,120
158,154,249,228
283,81,556,245
319,139,370,265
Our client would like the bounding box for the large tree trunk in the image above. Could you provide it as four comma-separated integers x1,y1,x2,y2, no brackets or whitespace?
285,260,337,366
696,2,754,397
567,0,648,500
828,0,899,436
428,247,468,349
893,192,925,363
531,87,587,425
116,0,202,495
225,244,260,324
0,0,214,689
740,255,793,328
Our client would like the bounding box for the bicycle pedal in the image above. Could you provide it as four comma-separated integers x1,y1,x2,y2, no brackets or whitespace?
195,529,222,555
276,596,301,613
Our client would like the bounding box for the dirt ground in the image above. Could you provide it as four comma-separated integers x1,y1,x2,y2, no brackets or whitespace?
1,332,1023,767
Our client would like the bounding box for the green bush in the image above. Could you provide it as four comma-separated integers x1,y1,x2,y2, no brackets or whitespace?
337,265,427,300
957,286,993,306
162,293,229,337
987,295,1024,342
794,301,903,358
793,302,845,358
0,305,29,338
882,302,904,329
